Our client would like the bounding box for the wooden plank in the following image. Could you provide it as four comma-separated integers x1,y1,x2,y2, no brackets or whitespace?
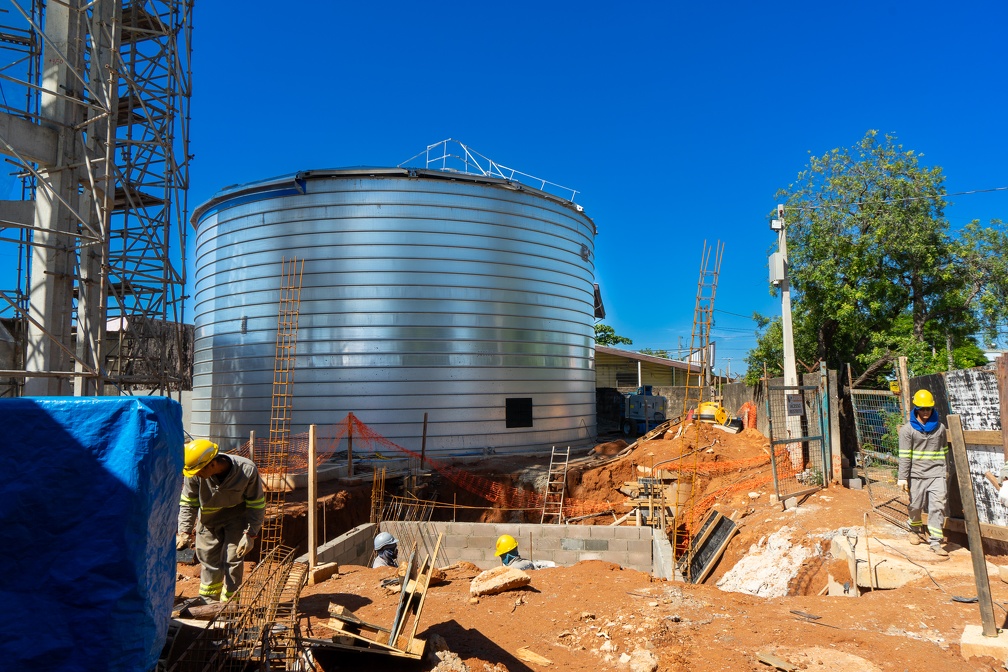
677,509,739,584
943,517,1008,542
405,532,444,644
948,415,998,637
692,515,738,585
387,549,416,646
963,430,1003,446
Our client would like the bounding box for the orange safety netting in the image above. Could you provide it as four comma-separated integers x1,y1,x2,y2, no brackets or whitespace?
231,413,785,533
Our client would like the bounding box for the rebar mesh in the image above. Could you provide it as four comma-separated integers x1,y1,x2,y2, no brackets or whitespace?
167,546,306,672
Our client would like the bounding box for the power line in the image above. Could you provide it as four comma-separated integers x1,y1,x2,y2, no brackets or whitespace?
714,308,757,320
787,185,1008,214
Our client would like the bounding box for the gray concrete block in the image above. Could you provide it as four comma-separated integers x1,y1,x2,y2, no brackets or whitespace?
627,551,652,568
531,536,561,552
605,539,630,553
563,526,593,539
442,535,470,549
561,538,585,551
552,550,582,565
459,548,490,562
446,522,478,536
627,539,653,555
536,525,568,539
578,552,604,562
587,526,616,539
843,478,863,490
468,537,500,554
613,526,647,540
583,539,609,552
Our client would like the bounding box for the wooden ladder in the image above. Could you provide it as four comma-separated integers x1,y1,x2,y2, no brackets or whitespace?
541,446,570,524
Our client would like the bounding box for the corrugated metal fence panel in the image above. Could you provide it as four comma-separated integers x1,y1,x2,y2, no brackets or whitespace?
190,172,597,455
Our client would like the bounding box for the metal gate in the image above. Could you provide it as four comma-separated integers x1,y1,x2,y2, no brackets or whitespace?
766,372,830,500
850,389,907,527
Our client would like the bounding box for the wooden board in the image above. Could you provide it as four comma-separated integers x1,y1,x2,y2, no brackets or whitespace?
678,510,738,584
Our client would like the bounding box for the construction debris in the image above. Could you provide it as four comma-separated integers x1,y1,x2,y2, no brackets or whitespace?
469,566,532,597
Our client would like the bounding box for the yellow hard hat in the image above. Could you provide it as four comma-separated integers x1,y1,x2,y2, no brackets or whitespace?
912,389,935,408
495,534,518,557
183,439,219,477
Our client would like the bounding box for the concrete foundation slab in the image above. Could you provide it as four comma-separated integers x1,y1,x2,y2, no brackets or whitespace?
831,531,995,589
960,624,1008,661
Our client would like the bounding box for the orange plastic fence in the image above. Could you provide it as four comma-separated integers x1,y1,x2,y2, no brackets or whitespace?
230,414,780,532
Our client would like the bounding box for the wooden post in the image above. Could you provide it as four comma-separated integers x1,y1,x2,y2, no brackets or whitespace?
249,430,255,464
897,356,911,423
947,414,998,637
997,355,1008,463
421,412,428,469
308,424,317,570
347,413,354,478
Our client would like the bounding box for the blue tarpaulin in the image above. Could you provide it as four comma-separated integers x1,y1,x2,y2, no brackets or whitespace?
0,397,183,672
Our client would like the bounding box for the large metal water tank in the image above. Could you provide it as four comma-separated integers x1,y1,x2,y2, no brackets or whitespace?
190,168,598,456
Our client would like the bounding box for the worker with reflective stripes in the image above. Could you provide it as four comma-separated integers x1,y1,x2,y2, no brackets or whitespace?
176,439,267,600
897,389,949,557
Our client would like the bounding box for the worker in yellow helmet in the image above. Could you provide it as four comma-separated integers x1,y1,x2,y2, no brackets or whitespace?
177,439,266,601
896,389,949,558
494,534,555,570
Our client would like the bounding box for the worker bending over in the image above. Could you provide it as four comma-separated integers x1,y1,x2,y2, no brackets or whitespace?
495,534,556,570
897,390,949,557
372,532,399,568
177,439,266,600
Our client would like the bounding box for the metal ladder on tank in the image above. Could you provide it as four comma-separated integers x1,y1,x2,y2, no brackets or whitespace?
541,446,571,524
258,257,305,559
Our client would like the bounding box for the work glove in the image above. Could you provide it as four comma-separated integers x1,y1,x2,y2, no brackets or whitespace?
176,532,193,550
897,479,909,493
999,482,1008,508
236,533,256,559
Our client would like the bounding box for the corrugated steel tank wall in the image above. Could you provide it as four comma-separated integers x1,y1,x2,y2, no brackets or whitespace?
190,169,598,456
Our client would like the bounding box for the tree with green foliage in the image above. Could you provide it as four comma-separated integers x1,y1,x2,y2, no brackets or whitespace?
594,323,632,347
745,131,1008,386
639,348,671,359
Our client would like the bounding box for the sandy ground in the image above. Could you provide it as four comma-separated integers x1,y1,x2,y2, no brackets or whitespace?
176,421,1008,671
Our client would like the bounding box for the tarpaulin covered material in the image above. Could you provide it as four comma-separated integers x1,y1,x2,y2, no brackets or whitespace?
0,397,183,672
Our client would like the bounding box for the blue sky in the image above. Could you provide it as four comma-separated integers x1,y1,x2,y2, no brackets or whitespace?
189,2,1008,378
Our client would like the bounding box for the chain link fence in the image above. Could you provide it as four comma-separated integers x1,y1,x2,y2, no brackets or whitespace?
851,389,908,528
766,379,828,500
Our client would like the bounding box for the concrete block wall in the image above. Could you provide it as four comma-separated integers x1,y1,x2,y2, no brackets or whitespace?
297,522,376,567
372,521,670,577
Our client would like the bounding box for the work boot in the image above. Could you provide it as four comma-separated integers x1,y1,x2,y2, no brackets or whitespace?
909,532,922,546
930,543,949,557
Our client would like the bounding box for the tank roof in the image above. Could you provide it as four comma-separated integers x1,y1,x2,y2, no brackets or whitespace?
192,167,594,231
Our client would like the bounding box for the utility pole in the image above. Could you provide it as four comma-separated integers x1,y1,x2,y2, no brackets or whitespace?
770,204,801,467
772,204,798,392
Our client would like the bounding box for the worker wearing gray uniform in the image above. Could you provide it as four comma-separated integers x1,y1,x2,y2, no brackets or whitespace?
372,532,399,568
177,439,267,600
897,389,949,557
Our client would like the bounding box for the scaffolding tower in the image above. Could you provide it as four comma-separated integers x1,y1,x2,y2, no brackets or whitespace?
0,0,193,397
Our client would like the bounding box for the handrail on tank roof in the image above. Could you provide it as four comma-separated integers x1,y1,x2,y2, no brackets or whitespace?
399,138,581,205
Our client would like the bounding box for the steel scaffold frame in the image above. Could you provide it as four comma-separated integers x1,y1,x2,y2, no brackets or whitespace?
0,0,193,396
